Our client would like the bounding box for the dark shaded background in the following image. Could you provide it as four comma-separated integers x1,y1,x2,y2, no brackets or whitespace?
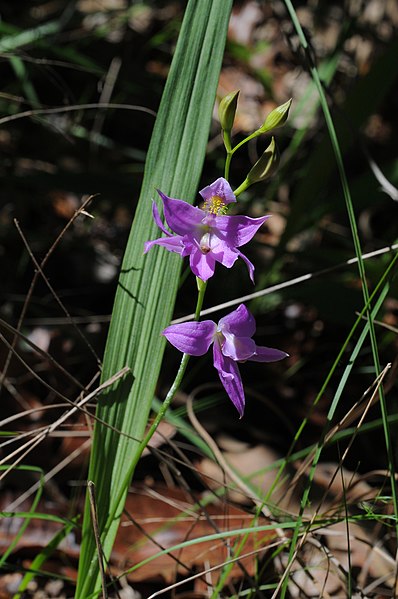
0,0,398,596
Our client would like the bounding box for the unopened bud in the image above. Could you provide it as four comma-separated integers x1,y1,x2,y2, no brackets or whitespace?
258,99,292,134
246,137,280,185
218,90,239,132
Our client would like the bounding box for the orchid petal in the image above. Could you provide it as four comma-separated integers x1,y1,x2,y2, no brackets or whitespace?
158,191,204,235
163,320,216,356
151,201,171,236
144,235,184,255
214,214,270,247
221,331,256,361
236,250,255,283
199,177,236,204
210,239,240,268
250,346,289,363
213,342,245,418
218,304,256,338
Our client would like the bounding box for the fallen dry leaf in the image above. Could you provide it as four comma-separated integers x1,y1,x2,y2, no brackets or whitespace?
117,485,275,584
0,485,275,589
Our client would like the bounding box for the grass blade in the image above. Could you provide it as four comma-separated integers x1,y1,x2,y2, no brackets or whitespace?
282,34,398,241
13,518,77,599
278,3,398,596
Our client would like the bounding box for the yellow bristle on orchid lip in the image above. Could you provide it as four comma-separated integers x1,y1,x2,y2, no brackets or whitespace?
204,195,228,215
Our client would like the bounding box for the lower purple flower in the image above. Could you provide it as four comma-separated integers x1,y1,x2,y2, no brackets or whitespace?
163,304,288,418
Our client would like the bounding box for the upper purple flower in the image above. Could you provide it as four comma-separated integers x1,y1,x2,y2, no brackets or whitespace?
163,304,288,418
144,177,270,282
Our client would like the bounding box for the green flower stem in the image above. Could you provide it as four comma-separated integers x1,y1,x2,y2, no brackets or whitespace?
231,130,262,155
233,178,249,197
223,130,232,153
223,131,233,180
224,130,263,182
132,278,207,460
195,276,208,315
102,278,208,539
224,150,232,180
136,353,191,457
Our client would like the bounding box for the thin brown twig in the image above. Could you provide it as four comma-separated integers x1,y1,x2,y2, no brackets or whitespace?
0,316,86,391
270,364,391,599
5,438,92,512
13,212,102,366
0,332,140,446
0,195,99,396
174,243,398,324
291,364,392,489
22,314,112,325
0,102,156,127
146,541,283,599
0,367,130,482
123,503,198,580
91,58,122,152
187,392,288,540
355,312,398,334
0,345,139,449
187,391,343,599
0,345,136,474
0,375,34,411
0,330,99,419
0,53,102,73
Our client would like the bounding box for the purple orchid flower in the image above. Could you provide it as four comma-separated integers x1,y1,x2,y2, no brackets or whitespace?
163,304,288,418
144,177,270,282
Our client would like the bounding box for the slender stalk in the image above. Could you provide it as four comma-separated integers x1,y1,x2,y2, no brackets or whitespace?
101,279,208,545
225,130,262,181
222,130,232,153
134,280,207,459
223,130,233,180
137,354,191,458
231,130,261,155
234,179,249,197
224,151,232,180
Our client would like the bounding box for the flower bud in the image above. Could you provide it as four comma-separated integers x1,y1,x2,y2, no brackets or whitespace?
218,90,239,132
258,99,292,134
246,137,280,185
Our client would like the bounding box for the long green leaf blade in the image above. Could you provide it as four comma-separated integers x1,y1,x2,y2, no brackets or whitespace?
76,2,233,597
